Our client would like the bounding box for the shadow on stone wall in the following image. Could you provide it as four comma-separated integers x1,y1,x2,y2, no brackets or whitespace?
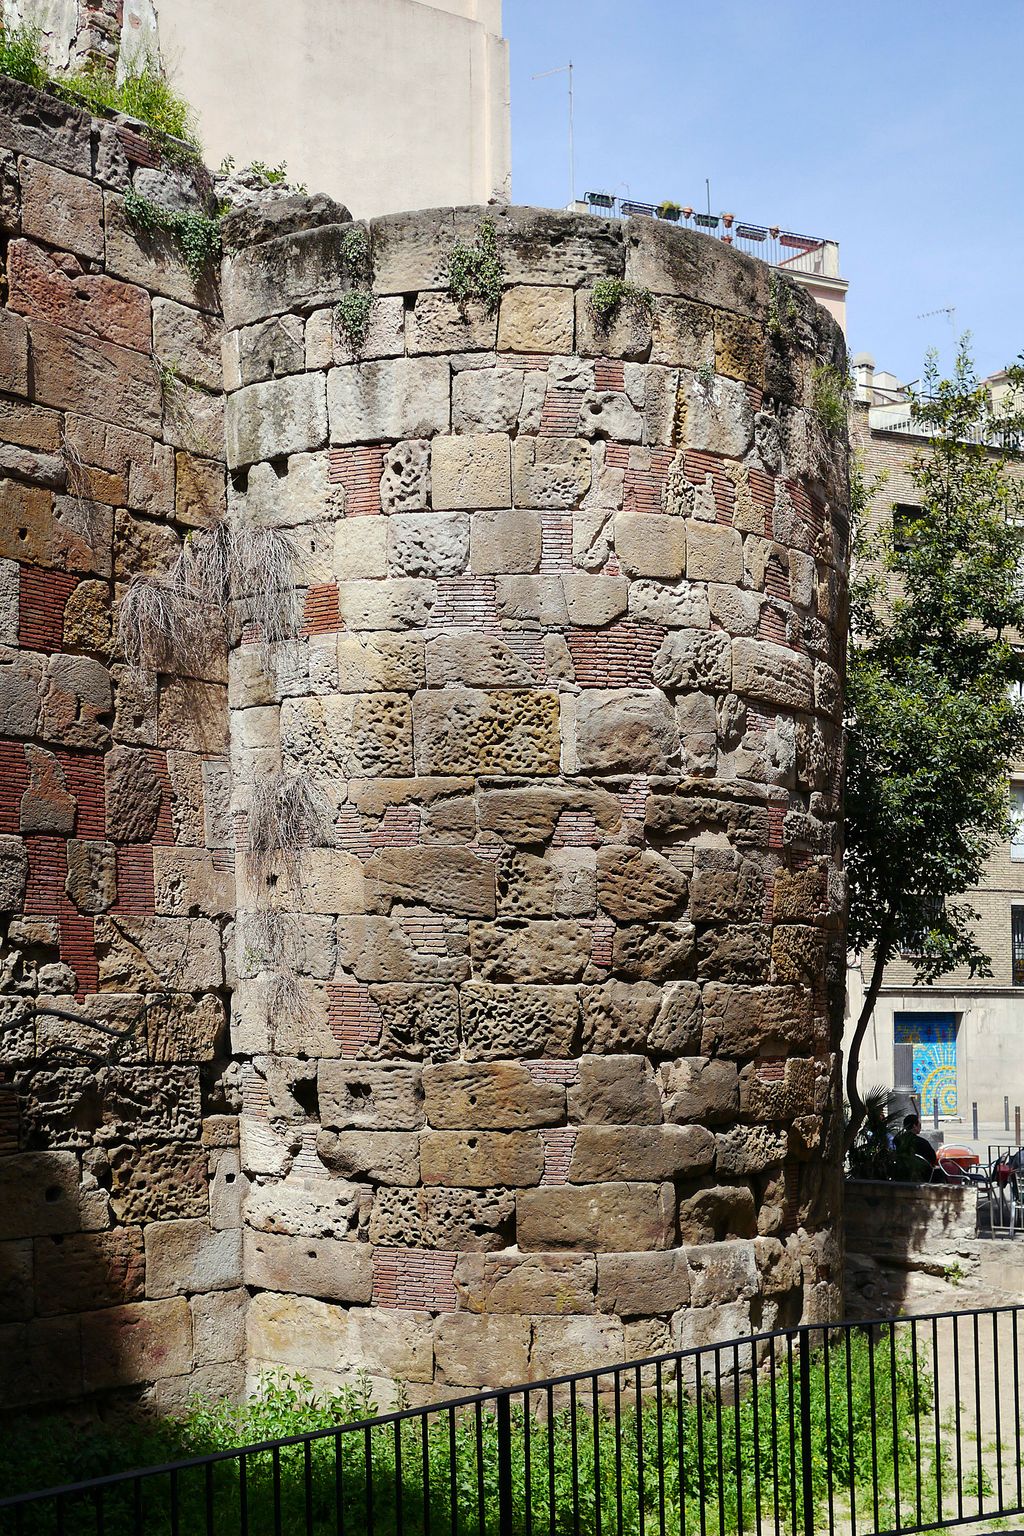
843,1178,979,1317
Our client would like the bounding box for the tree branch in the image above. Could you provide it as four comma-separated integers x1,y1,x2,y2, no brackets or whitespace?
844,930,892,1154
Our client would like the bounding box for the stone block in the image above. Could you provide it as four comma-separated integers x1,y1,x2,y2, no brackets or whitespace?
627,577,709,629
420,1131,544,1187
424,632,536,687
0,646,42,734
517,1183,676,1252
281,692,414,775
494,574,569,624
453,366,526,432
0,305,28,395
95,915,223,991
222,223,363,328
305,297,405,368
431,433,511,510
685,522,743,584
33,1229,144,1315
596,846,688,921
247,1291,433,1382
625,219,769,318
716,1125,788,1177
103,192,217,309
433,1312,533,1387
243,1231,374,1303
82,1298,192,1389
596,1250,692,1316
0,1241,33,1324
335,578,435,631
677,371,755,458
319,1062,425,1131
30,318,162,433
244,1179,361,1240
715,312,767,387
650,298,715,369
8,239,151,352
686,1240,760,1307
368,1186,515,1250
0,79,91,175
316,1130,420,1185
328,358,450,444
335,514,388,578
365,846,496,918
20,744,75,834
568,1055,663,1126
677,1183,757,1243
0,1151,81,1237
469,919,591,984
561,573,629,625
413,687,561,775
407,292,496,353
145,1220,243,1298
423,1063,564,1130
454,1251,597,1315
662,1058,739,1125
575,689,678,774
107,1143,209,1223
459,982,578,1059
388,510,469,577
153,298,223,391
152,847,234,917
469,508,541,573
613,928,697,989
191,1288,247,1367
498,286,574,353
225,373,328,468
568,1124,715,1183
225,313,305,388
530,1314,625,1376
575,289,652,360
369,983,461,1060
732,639,814,710
614,512,686,579
652,629,732,693
0,1316,82,1406
512,436,591,509
0,836,27,911
579,981,663,1053
64,838,116,914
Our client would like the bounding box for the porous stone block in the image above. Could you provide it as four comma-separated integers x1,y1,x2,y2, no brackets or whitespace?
365,846,496,918
387,511,469,577
512,436,591,509
498,285,574,353
407,292,496,353
367,1186,515,1250
423,1063,564,1130
568,1055,663,1125
459,982,578,1059
226,373,327,468
328,357,450,444
596,846,688,921
244,1179,361,1240
319,1063,424,1131
517,1184,676,1252
431,433,511,509
413,687,561,775
731,638,815,710
453,366,526,432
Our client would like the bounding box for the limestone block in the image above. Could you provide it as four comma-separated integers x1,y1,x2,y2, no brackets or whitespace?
715,1125,788,1177
191,1288,247,1368
512,437,591,509
225,373,328,468
95,915,223,991
650,298,715,369
494,575,569,625
222,223,364,327
431,433,511,511
153,298,222,391
224,313,305,389
677,372,755,457
335,914,469,986
575,291,652,361
107,1143,209,1223
305,297,405,368
365,846,496,918
292,848,366,916
575,689,679,774
531,1314,626,1376
433,1313,531,1388
209,1148,246,1230
244,1179,361,1239
20,745,75,834
517,1183,675,1252
81,1297,192,1390
471,918,593,985
328,358,450,444
319,1062,424,1131
661,1059,739,1124
388,511,469,576
413,687,561,775
407,292,496,353
709,584,763,637
152,848,234,917
731,639,814,710
498,286,574,353
579,981,663,1053
64,839,116,914
0,558,17,645
579,390,644,443
685,523,743,584
281,692,414,775
677,1183,756,1243
689,869,764,924
0,1241,33,1324
469,508,541,573
0,836,27,911
421,1131,544,1187
596,846,688,922
697,921,771,983
561,574,629,626
460,982,578,1059
453,367,526,432
568,1055,663,1126
158,678,228,754
62,579,111,655
0,1151,81,1237
596,1250,692,1317
0,647,42,735
243,1231,373,1303
334,513,387,577
0,78,91,174
0,304,28,396
316,1130,420,1185
425,632,536,687
145,1220,243,1298
614,513,686,579
335,578,435,631
569,1124,715,1183
423,1063,564,1130
454,1251,597,1315
478,782,622,844
39,654,111,749
247,1292,433,1381
367,1186,515,1250
627,578,709,629
671,1301,754,1364
625,219,769,318
652,630,731,694
715,312,767,387
612,928,696,990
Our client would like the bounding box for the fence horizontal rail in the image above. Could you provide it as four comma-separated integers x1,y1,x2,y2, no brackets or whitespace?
3,1304,1023,1536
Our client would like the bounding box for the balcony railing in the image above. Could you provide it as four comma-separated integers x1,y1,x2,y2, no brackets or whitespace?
581,191,841,278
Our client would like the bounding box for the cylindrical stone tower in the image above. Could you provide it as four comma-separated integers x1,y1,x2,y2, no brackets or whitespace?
224,203,849,1398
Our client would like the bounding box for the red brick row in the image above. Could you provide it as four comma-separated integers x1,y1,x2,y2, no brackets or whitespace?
372,1248,458,1311
329,446,386,515
18,567,79,653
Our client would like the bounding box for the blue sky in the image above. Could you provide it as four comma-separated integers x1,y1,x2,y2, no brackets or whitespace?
506,1,1024,386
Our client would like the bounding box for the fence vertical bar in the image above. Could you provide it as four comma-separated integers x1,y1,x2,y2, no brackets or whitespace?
592,1375,602,1536
525,1389,534,1536
636,1365,646,1536
750,1337,762,1536
713,1350,725,1536
1014,1308,1022,1511
305,1438,315,1536
769,1335,781,1536
335,1430,346,1536
134,1476,143,1536
656,1360,667,1536
994,1310,1004,1511
798,1329,814,1536
497,1392,515,1536
868,1329,880,1536
549,1383,558,1536
910,1318,922,1529
394,1421,404,1536
570,1382,581,1536
822,1325,833,1536
448,1407,457,1536
614,1370,624,1536
171,1467,181,1536
272,1448,282,1536
421,1416,430,1536
474,1402,485,1536
931,1314,942,1525
696,1353,707,1536
888,1322,901,1528
953,1313,963,1521
973,1312,983,1517
732,1342,743,1536
786,1335,797,1536
365,1424,375,1536
676,1358,687,1536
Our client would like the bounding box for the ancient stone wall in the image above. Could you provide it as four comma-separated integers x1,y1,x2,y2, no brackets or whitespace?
223,204,850,1399
0,78,241,1412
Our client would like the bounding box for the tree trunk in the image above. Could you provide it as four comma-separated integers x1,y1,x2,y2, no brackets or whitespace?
844,936,891,1153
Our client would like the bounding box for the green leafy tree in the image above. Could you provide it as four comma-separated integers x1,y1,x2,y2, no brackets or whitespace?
844,342,1024,1148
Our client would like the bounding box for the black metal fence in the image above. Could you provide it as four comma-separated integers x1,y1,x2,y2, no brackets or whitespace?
3,1305,1024,1536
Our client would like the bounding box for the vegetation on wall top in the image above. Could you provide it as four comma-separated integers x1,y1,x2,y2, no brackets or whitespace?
123,186,222,281
587,277,653,329
447,219,503,313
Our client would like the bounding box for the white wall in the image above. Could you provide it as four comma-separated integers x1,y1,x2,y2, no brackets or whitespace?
155,0,511,217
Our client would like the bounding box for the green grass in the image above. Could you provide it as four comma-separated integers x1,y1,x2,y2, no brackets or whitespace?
0,1329,949,1536
0,23,48,88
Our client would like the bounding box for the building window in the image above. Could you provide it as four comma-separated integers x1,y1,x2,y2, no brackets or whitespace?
898,894,945,958
1012,786,1024,862
1013,908,1024,987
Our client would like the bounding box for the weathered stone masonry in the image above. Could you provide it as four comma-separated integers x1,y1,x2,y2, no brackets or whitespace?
0,74,849,1411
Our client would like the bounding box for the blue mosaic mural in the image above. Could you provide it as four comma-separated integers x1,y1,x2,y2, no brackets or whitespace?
894,1013,958,1116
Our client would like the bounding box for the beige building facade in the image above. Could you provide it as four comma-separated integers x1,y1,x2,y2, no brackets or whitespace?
845,376,1024,1131
6,0,512,216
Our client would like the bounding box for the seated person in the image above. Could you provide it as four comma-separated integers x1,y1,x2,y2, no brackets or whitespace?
900,1113,944,1180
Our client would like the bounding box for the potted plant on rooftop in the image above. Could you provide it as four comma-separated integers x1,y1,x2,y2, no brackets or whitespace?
657,200,682,222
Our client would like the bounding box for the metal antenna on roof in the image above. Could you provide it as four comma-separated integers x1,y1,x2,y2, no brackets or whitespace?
533,61,575,207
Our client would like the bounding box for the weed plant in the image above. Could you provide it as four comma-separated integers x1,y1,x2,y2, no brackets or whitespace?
0,1331,948,1536
588,278,653,329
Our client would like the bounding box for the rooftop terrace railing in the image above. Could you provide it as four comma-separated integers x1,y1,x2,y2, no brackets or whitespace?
3,1304,1024,1536
581,192,841,277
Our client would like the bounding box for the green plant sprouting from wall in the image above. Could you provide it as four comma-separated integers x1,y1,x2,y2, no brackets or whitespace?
334,291,373,352
587,277,653,330
123,187,222,281
0,22,48,89
767,270,800,343
447,219,504,313
811,360,854,439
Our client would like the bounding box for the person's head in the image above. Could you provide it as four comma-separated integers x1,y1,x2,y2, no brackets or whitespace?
904,1113,922,1134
